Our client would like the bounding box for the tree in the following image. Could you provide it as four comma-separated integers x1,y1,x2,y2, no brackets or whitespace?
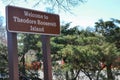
51,23,82,80
110,19,120,49
51,23,103,80
0,15,8,79
18,33,42,78
95,19,120,80
0,43,8,79
51,22,120,80
95,19,120,44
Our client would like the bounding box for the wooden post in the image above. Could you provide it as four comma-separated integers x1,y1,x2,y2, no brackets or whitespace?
41,35,52,80
7,31,19,80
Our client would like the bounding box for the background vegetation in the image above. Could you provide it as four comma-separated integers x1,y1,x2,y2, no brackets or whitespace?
0,0,120,80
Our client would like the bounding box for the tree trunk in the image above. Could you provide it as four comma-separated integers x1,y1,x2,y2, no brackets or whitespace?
96,70,101,80
72,69,81,80
71,69,74,79
106,64,114,80
81,70,92,80
22,53,26,75
66,71,69,80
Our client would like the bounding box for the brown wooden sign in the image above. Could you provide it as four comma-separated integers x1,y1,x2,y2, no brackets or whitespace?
6,5,60,35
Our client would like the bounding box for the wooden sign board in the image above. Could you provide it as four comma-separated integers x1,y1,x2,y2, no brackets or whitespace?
6,5,60,35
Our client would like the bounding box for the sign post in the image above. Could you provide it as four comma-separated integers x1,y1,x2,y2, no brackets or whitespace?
7,31,19,80
6,5,60,80
41,35,52,80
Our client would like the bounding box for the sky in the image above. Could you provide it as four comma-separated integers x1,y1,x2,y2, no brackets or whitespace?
0,0,120,29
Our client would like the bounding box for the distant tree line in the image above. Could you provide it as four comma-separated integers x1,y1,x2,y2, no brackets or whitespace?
0,11,120,80
0,0,120,79
16,19,120,80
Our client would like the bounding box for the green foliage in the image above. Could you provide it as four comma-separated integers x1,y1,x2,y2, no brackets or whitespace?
0,18,119,80
17,33,42,77
51,22,120,80
18,33,42,55
95,19,120,49
94,19,120,80
0,44,8,77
